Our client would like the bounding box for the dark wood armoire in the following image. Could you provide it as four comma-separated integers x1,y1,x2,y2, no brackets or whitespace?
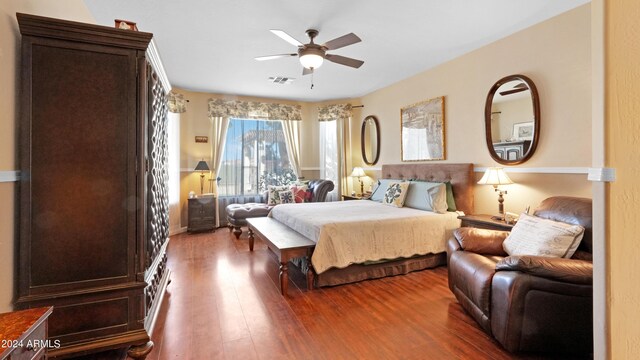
16,13,171,359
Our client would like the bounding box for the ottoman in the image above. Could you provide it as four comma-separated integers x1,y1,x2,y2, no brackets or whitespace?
226,203,273,239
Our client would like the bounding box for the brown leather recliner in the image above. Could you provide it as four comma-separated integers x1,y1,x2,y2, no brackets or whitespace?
447,196,593,354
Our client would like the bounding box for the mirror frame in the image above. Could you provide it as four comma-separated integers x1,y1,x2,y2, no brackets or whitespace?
484,74,540,165
361,115,381,166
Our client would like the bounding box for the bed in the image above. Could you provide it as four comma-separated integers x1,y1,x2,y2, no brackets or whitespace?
270,163,474,287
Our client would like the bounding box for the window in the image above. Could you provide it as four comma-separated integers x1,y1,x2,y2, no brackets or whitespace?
218,118,296,196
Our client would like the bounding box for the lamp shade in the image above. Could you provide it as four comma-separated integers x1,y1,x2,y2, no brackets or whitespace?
349,167,366,178
194,160,210,172
477,167,513,185
299,54,324,69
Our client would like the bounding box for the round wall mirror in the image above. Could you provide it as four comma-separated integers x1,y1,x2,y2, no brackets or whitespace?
485,74,540,165
361,115,380,165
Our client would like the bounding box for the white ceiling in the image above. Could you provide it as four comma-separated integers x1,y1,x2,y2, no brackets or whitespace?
84,0,589,102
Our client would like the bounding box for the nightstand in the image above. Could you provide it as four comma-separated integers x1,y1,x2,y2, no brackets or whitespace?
342,194,366,201
188,196,216,233
457,214,514,231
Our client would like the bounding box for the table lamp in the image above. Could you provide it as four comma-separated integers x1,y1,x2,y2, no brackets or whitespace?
349,167,367,196
194,160,210,194
477,167,514,220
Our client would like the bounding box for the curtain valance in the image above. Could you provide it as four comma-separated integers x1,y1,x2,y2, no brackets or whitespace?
208,98,302,121
318,103,352,121
167,92,187,113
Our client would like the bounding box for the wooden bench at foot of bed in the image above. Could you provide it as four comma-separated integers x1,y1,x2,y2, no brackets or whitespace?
247,217,315,296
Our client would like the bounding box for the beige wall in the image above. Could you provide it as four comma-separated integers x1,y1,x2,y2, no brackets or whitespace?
354,5,592,215
606,0,640,358
0,0,95,312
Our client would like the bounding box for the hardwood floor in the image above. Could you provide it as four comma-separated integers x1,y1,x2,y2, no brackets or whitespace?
143,229,588,360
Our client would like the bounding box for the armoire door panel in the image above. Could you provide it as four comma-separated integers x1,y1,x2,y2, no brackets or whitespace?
48,297,130,340
28,42,137,286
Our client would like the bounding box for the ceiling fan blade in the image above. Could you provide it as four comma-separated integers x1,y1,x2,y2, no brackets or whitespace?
270,29,303,47
302,67,313,76
255,53,297,61
325,54,364,68
322,33,361,50
499,88,528,96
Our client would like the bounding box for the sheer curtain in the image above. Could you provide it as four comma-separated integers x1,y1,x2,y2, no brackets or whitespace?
208,116,229,227
319,120,339,201
318,104,352,200
281,120,301,178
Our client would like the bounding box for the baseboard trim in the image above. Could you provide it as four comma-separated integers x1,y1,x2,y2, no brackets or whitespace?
361,166,589,174
0,171,20,182
170,227,188,236
587,167,616,182
474,167,589,174
145,268,171,336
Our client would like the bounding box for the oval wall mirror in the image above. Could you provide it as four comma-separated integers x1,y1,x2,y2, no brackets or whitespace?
361,115,380,165
485,74,540,165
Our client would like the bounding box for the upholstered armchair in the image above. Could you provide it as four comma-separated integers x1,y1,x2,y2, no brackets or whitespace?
447,196,593,354
226,179,334,239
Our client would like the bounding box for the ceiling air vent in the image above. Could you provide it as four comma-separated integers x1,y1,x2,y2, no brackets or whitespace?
267,76,295,85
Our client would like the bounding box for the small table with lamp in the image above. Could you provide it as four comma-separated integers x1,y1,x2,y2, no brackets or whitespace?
349,166,368,197
465,167,517,231
188,160,217,233
476,167,514,221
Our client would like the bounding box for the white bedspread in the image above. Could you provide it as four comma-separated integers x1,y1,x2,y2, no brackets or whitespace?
269,200,461,274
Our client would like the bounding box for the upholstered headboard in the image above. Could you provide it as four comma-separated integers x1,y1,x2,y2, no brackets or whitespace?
380,163,475,215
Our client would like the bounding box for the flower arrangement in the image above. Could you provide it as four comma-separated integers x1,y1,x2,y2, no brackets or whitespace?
258,168,297,192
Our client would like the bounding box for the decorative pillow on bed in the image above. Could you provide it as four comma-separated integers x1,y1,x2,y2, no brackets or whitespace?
289,184,308,203
408,179,456,212
502,213,585,258
382,182,410,208
444,181,457,211
370,178,403,202
267,185,288,205
278,190,295,204
404,181,448,213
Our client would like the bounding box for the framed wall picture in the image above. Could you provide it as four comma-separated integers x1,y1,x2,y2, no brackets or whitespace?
195,136,208,143
512,121,534,141
401,96,445,161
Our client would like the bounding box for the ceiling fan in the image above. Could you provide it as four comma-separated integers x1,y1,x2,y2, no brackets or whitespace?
255,29,364,75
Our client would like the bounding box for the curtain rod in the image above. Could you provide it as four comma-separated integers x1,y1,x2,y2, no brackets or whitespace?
352,105,364,108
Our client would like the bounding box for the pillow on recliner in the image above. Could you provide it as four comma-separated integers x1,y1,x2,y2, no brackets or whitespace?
502,213,585,258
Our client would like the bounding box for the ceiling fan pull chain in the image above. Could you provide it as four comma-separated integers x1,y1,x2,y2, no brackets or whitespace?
311,70,314,89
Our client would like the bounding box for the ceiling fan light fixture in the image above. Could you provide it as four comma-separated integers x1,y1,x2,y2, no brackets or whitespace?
299,53,324,69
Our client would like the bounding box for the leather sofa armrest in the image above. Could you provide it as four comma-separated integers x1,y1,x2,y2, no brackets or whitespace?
496,255,593,285
453,228,509,256
308,179,335,202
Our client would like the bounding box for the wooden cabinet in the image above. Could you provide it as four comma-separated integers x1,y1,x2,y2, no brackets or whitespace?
188,197,217,233
458,214,514,231
0,307,52,360
17,13,171,359
492,140,531,161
